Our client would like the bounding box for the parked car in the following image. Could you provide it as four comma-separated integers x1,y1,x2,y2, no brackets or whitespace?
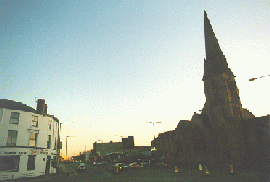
93,162,101,165
77,163,86,171
129,162,140,169
114,163,128,172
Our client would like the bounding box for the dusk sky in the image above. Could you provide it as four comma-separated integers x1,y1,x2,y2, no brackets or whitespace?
1,1,269,156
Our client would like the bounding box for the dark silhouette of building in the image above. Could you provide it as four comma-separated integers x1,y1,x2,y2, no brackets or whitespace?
152,11,270,179
122,136,134,149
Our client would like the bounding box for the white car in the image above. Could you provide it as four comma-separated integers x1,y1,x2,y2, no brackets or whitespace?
77,163,86,171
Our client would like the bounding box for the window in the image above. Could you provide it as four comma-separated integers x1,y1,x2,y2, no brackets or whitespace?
47,135,51,149
27,155,36,170
10,112,20,124
54,137,57,149
32,116,38,127
29,132,38,147
6,130,18,146
0,156,20,172
59,141,62,149
48,121,51,130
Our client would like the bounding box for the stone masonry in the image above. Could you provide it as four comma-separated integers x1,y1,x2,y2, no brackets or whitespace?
152,11,270,178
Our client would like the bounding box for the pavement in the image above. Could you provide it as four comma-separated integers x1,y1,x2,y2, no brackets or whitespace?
3,164,75,182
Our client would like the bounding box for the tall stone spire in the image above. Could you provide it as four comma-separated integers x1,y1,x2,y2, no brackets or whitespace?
203,10,234,81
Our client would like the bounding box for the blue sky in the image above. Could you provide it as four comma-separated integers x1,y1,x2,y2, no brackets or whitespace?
1,0,269,156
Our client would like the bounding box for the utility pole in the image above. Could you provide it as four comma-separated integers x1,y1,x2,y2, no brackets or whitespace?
146,121,162,139
83,145,86,162
66,136,75,160
115,135,125,161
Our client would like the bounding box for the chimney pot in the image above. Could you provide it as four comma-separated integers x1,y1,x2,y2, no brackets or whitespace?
36,99,45,113
44,104,47,114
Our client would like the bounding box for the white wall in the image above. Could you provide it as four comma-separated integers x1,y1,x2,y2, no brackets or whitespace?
0,108,59,180
0,109,59,149
0,109,32,146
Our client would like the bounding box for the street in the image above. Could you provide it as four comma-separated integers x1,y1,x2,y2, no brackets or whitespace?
17,162,260,182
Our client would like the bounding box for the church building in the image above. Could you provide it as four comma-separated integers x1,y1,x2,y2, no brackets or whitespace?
152,11,270,174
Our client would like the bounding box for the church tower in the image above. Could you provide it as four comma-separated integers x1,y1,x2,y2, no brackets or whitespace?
200,11,248,167
202,10,243,120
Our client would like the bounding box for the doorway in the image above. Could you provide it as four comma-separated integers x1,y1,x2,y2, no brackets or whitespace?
45,156,51,175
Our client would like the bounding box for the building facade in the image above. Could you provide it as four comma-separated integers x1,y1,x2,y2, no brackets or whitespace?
0,99,60,180
152,11,270,176
93,136,135,158
93,141,123,158
93,136,151,163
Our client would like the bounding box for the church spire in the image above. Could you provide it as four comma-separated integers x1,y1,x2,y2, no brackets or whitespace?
203,10,234,81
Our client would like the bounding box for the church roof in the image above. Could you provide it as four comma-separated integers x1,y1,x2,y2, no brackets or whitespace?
203,10,234,81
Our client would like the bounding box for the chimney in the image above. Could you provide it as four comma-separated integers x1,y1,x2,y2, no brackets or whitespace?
36,99,45,113
44,104,47,114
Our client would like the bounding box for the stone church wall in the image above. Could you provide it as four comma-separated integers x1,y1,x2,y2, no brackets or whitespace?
151,12,269,173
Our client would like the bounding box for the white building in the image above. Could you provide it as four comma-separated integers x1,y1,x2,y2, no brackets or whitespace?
0,99,60,180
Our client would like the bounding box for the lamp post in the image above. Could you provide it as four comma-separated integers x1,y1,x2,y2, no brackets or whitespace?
115,136,125,161
120,136,124,159
97,140,104,158
66,136,75,159
146,121,162,139
83,145,86,162
114,135,125,161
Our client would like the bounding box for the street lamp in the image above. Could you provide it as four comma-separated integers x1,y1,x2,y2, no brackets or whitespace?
96,140,104,158
249,75,270,81
115,135,125,161
146,121,162,139
66,136,75,159
83,145,87,162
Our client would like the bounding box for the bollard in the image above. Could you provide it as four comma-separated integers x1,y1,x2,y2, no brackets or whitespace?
229,165,233,173
175,166,178,173
204,166,209,174
116,167,119,173
199,164,202,171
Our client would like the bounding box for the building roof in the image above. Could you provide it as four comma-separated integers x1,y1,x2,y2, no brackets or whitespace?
0,99,59,122
203,10,234,81
0,99,36,113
